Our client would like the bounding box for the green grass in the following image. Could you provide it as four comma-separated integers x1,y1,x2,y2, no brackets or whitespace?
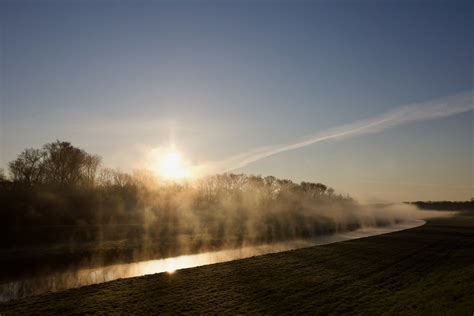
1,215,473,315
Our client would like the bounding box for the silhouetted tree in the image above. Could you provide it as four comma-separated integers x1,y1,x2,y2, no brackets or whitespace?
2,141,369,250
315,183,327,195
42,141,88,186
81,154,101,187
8,148,46,185
112,169,134,187
0,168,6,182
97,168,115,187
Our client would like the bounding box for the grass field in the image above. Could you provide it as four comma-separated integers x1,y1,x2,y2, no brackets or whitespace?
1,214,473,315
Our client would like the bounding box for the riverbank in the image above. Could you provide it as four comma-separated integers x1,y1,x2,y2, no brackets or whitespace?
1,214,473,314
1,220,424,301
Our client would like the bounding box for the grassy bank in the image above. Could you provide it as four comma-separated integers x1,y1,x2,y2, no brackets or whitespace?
1,214,473,314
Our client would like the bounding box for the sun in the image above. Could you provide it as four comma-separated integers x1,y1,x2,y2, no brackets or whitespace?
148,148,192,180
160,151,190,179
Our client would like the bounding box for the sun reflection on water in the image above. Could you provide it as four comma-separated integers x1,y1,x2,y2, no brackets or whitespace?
0,220,425,302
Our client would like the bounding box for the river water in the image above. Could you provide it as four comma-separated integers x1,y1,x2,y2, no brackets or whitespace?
0,219,425,302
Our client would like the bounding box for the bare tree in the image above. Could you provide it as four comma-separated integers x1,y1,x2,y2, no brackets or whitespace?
97,168,115,187
8,148,46,185
112,169,133,187
81,154,102,186
43,141,87,186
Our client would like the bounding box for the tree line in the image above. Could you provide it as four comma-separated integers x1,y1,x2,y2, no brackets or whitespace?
5,140,118,187
407,200,474,212
0,141,384,251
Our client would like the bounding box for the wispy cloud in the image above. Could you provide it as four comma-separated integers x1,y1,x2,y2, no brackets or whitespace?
196,91,473,175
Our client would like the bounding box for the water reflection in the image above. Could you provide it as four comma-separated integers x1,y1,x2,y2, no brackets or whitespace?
0,220,424,301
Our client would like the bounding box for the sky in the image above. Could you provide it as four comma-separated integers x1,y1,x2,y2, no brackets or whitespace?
0,0,472,202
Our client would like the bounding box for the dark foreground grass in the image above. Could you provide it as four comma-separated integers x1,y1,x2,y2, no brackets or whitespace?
1,215,473,315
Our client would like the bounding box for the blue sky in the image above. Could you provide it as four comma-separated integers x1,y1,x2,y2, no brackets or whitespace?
1,0,472,201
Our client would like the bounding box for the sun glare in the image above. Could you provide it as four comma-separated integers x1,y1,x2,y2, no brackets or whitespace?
149,148,192,180
161,152,189,179
166,266,176,274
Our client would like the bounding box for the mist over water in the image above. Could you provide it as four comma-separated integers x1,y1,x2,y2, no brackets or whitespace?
0,218,426,302
2,139,461,303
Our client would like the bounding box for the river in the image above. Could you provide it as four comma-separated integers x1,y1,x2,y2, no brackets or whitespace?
0,219,425,302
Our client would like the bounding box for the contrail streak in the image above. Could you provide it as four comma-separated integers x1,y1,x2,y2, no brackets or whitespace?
197,91,473,175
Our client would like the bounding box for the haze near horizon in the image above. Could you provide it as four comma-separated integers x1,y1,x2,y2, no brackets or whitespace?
1,0,472,202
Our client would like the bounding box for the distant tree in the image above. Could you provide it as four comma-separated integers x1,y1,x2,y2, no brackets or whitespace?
97,168,115,187
0,168,6,181
264,175,276,187
277,179,294,189
247,175,264,188
81,154,101,186
42,141,88,186
327,187,335,196
131,169,157,188
112,169,133,187
300,182,327,198
8,148,46,185
315,183,327,195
